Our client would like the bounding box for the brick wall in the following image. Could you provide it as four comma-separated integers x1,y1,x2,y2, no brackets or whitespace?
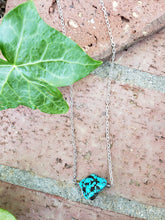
0,0,165,219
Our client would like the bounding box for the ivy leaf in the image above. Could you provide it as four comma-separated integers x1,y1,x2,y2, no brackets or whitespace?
0,208,17,220
0,0,102,114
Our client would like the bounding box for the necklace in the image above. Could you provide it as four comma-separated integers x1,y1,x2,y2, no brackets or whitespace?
56,0,116,200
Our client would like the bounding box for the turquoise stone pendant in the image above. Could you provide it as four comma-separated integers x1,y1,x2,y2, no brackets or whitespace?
79,174,109,200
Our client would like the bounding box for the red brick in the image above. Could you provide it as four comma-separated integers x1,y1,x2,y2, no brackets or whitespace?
0,0,165,211
116,28,165,76
0,77,164,208
0,181,141,220
4,0,165,60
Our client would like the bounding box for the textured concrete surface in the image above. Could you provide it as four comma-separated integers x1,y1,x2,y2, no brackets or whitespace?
0,63,165,208
4,0,165,60
1,170,165,220
0,181,143,220
93,63,165,93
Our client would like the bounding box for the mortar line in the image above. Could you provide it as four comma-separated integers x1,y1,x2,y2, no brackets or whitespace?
92,61,165,94
0,165,164,220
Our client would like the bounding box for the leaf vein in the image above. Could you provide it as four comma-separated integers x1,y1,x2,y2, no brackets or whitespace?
17,59,99,67
0,67,15,95
16,67,60,108
14,7,29,64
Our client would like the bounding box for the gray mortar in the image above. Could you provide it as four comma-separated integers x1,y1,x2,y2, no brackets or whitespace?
92,62,165,94
0,165,165,220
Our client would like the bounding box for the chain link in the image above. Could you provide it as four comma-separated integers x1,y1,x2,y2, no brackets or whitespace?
100,0,115,185
56,0,66,35
56,0,116,186
70,84,77,184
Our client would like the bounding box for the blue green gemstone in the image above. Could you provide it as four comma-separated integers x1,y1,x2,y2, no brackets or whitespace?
79,174,107,200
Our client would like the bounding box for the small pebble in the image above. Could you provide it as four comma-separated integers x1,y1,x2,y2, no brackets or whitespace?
133,12,138,18
91,18,95,24
113,1,118,11
68,19,79,28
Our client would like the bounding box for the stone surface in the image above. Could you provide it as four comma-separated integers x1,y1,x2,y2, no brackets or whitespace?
116,28,165,76
4,0,165,60
0,181,141,220
0,73,165,208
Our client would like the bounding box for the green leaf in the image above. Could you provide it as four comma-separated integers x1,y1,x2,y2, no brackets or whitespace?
0,0,102,114
0,208,16,220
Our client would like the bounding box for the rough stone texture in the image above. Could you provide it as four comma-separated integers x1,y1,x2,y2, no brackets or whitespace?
116,28,165,76
4,0,165,60
0,181,142,220
0,73,165,208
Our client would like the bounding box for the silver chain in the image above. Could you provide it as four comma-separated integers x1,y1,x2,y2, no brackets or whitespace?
56,0,115,186
56,0,77,184
70,84,77,184
100,0,116,185
56,0,66,35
